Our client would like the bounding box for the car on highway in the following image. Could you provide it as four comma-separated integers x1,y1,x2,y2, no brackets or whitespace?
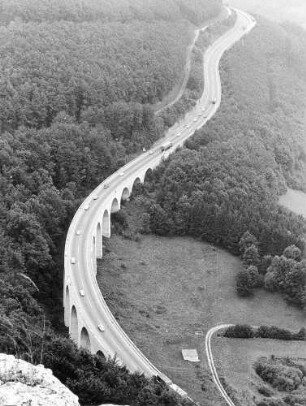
160,141,173,152
71,257,76,264
148,150,154,155
98,324,105,332
119,172,125,176
79,290,85,297
103,183,109,189
93,195,99,200
76,230,81,236
84,204,90,210
212,99,216,104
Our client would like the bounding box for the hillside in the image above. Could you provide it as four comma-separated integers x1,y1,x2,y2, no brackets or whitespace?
134,16,306,301
0,0,222,404
97,14,306,405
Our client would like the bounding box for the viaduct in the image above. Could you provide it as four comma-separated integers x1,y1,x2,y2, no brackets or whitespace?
63,6,255,390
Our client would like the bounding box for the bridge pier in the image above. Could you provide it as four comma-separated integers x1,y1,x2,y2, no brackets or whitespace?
102,209,111,238
96,223,103,259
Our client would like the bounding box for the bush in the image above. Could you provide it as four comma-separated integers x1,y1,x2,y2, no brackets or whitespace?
257,385,274,397
224,324,254,338
236,266,262,296
255,359,303,392
112,210,128,233
224,324,306,342
257,399,286,406
256,326,293,341
293,328,306,341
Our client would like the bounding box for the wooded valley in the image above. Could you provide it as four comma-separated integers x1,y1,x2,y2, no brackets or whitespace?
1,0,306,404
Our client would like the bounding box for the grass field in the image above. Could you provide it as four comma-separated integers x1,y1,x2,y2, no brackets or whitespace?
97,201,306,405
213,336,306,405
279,187,306,219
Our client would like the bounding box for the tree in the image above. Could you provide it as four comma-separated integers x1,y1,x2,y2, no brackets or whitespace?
149,204,173,236
283,245,302,261
247,265,263,288
242,244,260,267
239,231,258,255
236,269,253,297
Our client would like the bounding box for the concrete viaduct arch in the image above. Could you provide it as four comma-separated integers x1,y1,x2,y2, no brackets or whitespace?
70,305,78,344
80,327,91,351
63,7,255,389
64,162,160,358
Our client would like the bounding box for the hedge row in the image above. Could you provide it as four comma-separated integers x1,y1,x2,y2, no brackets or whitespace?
223,324,306,341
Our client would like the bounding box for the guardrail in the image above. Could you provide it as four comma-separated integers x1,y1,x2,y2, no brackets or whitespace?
64,7,256,400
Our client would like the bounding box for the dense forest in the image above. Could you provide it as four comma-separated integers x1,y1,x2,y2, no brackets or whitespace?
2,0,306,402
0,0,223,404
135,17,306,306
0,0,222,25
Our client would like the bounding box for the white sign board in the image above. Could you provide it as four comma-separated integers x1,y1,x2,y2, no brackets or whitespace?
182,349,199,362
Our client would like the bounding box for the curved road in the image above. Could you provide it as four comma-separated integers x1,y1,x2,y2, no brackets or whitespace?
64,6,256,397
154,6,231,115
205,325,235,406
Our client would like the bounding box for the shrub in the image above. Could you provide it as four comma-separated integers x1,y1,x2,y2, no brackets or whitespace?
255,359,303,392
293,328,306,341
224,324,254,338
257,385,274,397
256,326,293,340
257,399,286,406
236,266,262,296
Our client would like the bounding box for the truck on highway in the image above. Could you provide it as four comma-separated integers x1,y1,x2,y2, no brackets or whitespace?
160,141,173,152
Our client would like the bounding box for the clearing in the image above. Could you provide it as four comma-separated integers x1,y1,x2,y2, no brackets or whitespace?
97,201,306,404
213,336,306,405
279,187,306,219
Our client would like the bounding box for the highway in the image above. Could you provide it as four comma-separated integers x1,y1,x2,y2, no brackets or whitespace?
155,6,231,115
64,6,256,392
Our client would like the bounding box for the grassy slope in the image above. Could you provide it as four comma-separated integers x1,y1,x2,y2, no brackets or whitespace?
279,188,306,219
97,201,306,405
213,337,306,404
96,15,306,406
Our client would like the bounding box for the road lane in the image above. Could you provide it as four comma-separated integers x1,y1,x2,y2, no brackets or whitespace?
64,6,256,385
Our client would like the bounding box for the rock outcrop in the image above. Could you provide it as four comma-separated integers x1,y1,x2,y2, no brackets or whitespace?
0,353,80,406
